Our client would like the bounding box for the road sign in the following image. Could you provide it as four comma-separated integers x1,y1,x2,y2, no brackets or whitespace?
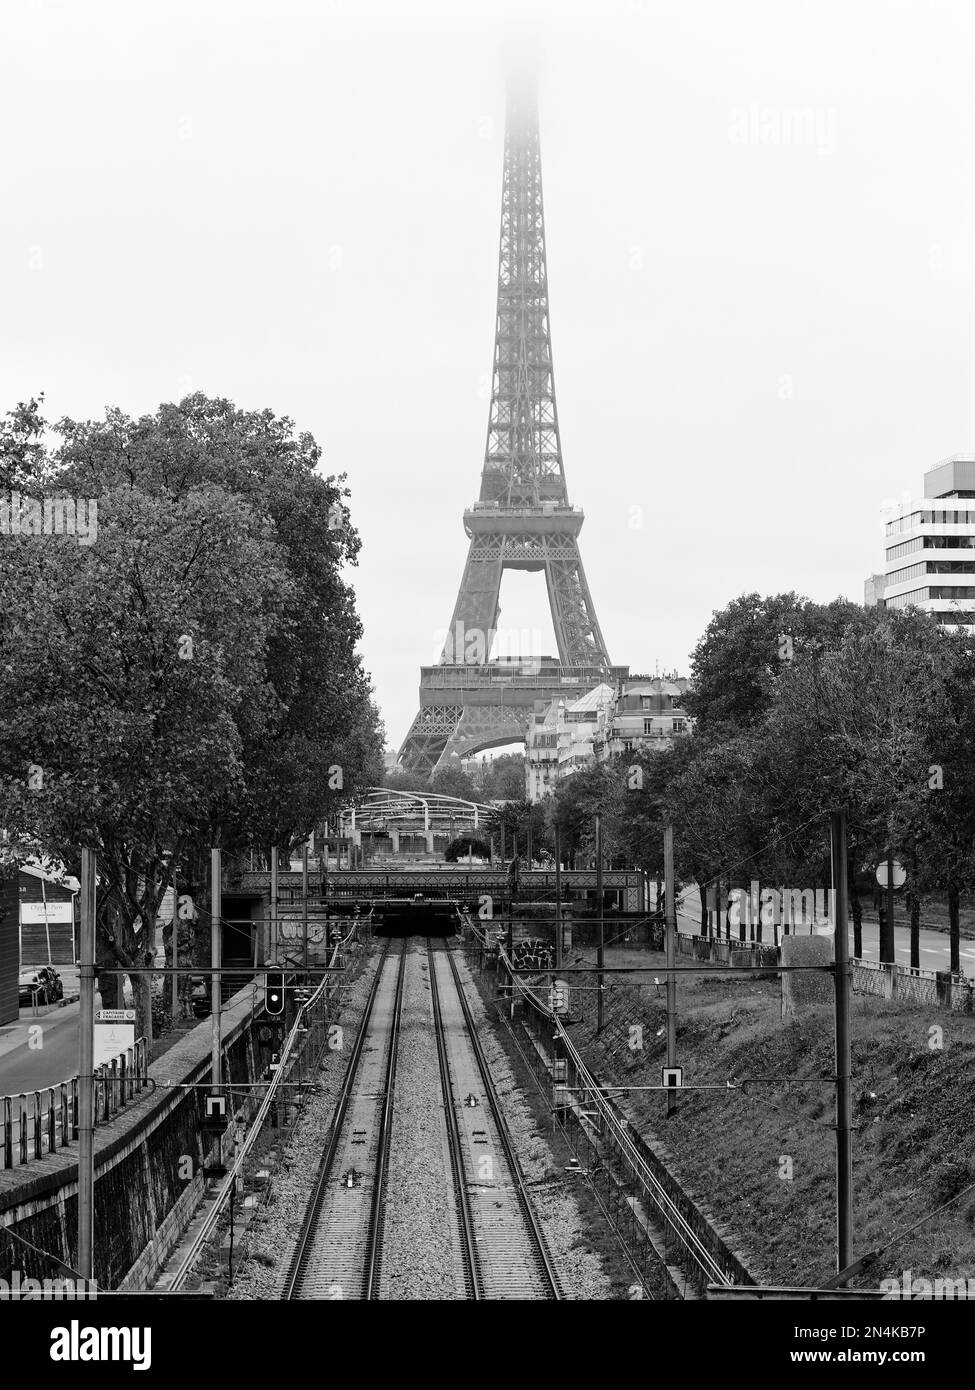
93,1020,135,1067
875,860,906,889
662,1066,683,1088
205,1094,226,1119
96,1008,136,1022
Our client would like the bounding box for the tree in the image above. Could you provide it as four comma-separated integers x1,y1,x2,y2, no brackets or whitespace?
479,753,526,801
444,834,490,862
686,592,865,735
0,485,289,1037
430,762,476,802
0,394,383,1041
759,609,953,961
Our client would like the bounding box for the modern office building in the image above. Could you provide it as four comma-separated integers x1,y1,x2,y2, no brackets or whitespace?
869,454,975,628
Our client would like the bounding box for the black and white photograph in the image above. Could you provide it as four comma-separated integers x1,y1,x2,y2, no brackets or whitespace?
1,0,973,1368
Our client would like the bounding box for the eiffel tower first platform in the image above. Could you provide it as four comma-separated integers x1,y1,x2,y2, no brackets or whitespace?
398,77,627,777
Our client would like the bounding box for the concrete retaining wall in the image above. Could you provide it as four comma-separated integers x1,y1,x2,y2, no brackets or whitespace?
0,986,268,1289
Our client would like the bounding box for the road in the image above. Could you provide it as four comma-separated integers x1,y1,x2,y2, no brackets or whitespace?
0,991,102,1094
674,899,975,977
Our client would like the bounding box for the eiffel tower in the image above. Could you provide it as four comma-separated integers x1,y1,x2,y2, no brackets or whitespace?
398,76,626,777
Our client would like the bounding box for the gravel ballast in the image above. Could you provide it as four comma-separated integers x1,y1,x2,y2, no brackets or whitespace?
378,945,464,1298
220,938,614,1300
451,949,616,1300
224,948,380,1299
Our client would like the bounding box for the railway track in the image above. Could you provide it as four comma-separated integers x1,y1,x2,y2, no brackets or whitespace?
283,940,406,1299
284,937,560,1300
427,938,561,1299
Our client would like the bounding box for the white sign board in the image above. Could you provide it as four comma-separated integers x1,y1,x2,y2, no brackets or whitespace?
93,1021,135,1068
96,1009,136,1022
20,901,74,923
875,860,906,889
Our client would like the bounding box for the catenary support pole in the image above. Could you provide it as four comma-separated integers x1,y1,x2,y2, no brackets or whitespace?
596,813,604,1032
831,810,854,1276
302,840,309,972
78,848,96,1285
664,824,678,1116
884,841,895,963
270,848,278,967
211,848,222,1096
171,867,179,1016
554,824,562,971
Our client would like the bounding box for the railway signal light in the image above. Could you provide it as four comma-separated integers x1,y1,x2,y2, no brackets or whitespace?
264,972,285,1017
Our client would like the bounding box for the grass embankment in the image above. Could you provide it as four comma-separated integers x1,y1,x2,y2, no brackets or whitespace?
565,946,975,1288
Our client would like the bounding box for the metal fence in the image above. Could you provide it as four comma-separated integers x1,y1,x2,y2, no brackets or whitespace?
1,1037,149,1171
680,932,975,1009
483,931,744,1297
852,957,975,1012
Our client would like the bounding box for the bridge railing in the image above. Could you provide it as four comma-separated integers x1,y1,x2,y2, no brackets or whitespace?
1,1037,149,1171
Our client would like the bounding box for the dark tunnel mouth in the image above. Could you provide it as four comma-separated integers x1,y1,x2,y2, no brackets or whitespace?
373,900,461,937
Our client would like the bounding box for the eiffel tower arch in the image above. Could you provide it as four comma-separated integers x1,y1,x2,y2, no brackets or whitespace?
399,77,626,778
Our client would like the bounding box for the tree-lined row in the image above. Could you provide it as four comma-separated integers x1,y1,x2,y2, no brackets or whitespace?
493,595,975,969
0,394,383,1039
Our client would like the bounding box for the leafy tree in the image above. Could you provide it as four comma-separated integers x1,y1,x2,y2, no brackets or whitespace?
430,761,476,802
0,394,383,1039
444,834,490,862
686,592,865,735
479,753,526,801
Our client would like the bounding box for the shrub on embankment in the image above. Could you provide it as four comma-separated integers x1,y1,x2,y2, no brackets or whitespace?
570,961,975,1288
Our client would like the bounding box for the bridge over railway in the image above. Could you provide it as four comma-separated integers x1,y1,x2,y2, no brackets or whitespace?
217,865,646,964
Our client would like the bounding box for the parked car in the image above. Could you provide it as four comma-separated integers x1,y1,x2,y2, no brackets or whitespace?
190,976,211,1018
18,965,64,1007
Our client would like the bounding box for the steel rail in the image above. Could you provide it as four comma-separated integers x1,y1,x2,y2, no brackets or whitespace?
362,942,407,1299
169,932,354,1292
426,939,482,1299
508,958,730,1288
442,942,562,1299
282,940,393,1299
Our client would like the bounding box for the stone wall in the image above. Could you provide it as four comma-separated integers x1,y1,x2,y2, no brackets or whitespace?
0,986,268,1289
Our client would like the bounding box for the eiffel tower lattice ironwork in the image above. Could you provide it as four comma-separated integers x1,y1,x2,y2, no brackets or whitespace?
399,80,626,777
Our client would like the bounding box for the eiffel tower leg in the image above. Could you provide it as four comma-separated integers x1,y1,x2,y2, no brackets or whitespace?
544,538,610,667
441,541,503,661
398,705,464,777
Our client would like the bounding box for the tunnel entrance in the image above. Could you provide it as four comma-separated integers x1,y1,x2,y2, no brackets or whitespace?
374,897,460,937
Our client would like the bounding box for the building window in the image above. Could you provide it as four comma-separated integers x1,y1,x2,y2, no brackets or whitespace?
885,587,929,608
672,718,685,733
929,585,975,600
643,719,654,735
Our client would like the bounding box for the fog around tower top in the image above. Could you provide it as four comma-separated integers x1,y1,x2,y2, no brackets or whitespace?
1,0,972,747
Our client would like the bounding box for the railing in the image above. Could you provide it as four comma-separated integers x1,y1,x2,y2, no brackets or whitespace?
1,1037,149,1171
852,958,974,1012
419,664,626,690
484,934,742,1296
168,926,363,1290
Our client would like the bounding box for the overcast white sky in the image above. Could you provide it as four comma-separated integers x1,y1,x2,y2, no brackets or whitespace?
3,0,975,751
